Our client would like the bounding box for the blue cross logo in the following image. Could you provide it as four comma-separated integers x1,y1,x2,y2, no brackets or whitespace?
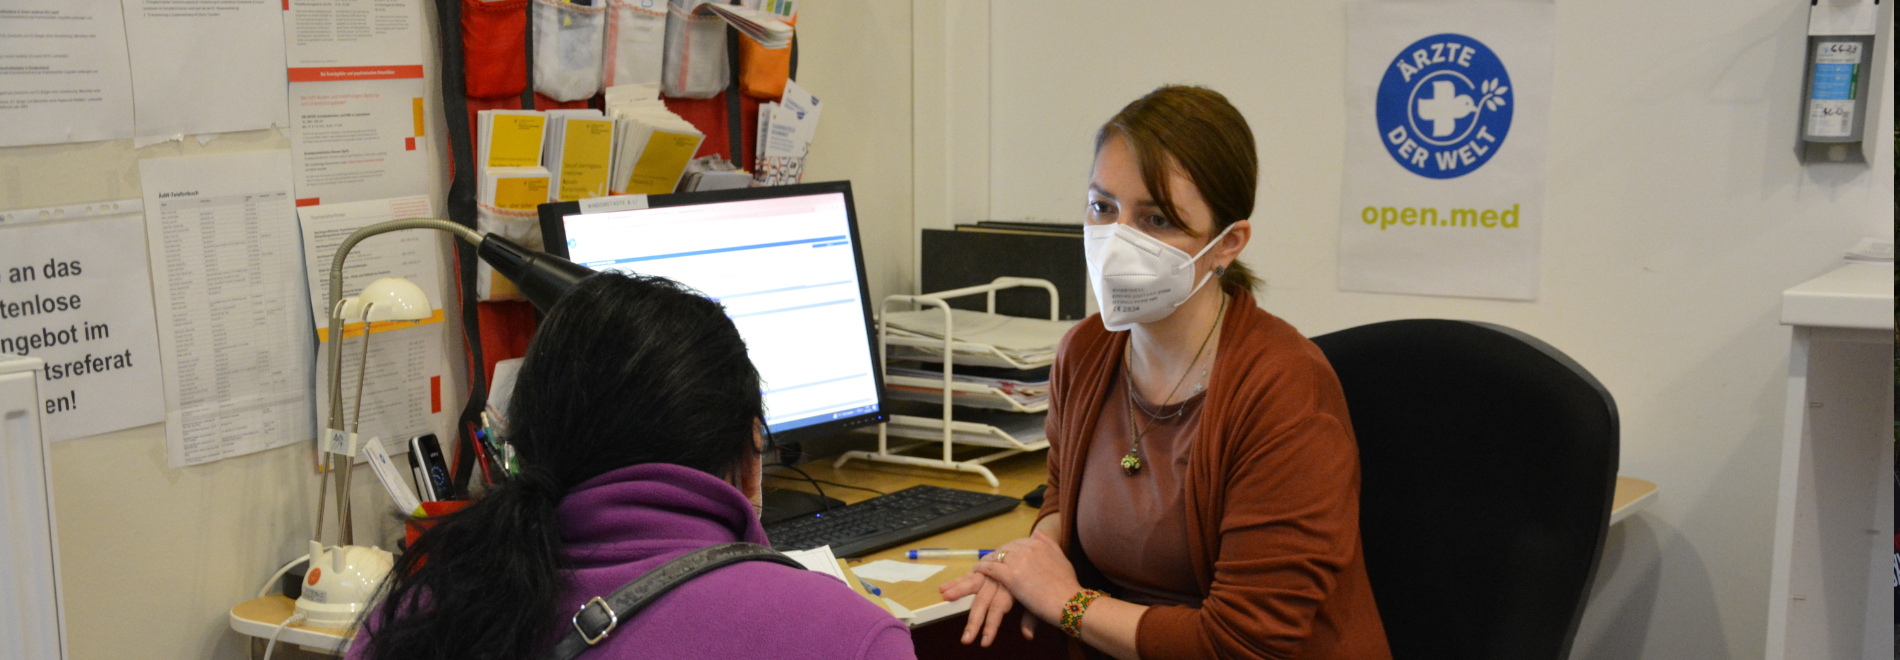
1375,34,1513,179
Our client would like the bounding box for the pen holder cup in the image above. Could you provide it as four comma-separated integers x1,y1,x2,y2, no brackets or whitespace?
404,500,473,559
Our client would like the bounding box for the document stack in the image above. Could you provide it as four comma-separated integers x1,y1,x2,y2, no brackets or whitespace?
833,279,1074,487
477,110,551,210
690,2,793,48
541,109,616,201
604,83,704,194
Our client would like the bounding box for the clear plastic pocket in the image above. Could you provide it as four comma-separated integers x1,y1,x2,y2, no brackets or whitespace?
532,0,608,102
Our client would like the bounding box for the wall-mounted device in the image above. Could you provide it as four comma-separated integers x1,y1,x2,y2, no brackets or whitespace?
1797,0,1886,163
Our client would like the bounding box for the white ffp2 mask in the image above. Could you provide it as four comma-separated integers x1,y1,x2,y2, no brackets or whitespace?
1083,223,1233,331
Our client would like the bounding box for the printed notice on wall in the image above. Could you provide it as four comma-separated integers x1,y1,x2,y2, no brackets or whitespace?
296,195,443,332
0,205,164,441
289,76,433,206
315,323,450,458
121,0,289,139
0,1,137,147
140,151,316,468
1338,2,1553,300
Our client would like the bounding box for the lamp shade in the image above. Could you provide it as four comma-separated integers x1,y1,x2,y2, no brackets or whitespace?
477,234,598,311
348,277,433,322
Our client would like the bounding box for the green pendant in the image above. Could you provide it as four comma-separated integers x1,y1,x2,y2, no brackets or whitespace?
1120,450,1142,475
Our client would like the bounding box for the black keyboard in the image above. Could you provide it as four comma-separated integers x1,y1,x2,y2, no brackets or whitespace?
764,485,1021,558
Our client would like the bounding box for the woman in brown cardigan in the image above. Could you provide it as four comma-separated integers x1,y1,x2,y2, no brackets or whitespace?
939,86,1392,660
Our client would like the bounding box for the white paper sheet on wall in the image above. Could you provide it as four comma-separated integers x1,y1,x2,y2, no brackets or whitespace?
0,1,137,148
121,0,290,139
289,77,435,206
0,207,166,441
283,0,427,71
315,323,447,458
140,151,315,468
296,195,443,334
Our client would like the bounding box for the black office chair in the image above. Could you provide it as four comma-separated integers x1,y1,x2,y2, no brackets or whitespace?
1310,320,1618,660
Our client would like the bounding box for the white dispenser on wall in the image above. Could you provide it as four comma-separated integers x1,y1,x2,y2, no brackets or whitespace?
1797,0,1887,163
1,357,69,660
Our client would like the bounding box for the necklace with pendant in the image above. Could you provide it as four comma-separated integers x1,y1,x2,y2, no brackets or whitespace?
1122,294,1226,475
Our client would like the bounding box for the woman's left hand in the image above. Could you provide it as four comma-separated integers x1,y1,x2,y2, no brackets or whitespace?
971,530,1082,625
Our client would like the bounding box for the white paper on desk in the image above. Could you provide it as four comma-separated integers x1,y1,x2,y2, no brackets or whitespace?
284,0,426,71
297,195,442,331
0,210,165,441
314,323,449,459
289,77,433,206
780,545,850,585
0,1,136,147
850,559,947,583
122,0,289,138
140,151,315,468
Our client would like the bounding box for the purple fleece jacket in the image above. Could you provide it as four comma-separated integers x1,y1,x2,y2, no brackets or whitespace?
348,463,914,660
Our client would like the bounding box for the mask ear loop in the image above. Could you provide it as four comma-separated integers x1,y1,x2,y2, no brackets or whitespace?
1172,223,1239,307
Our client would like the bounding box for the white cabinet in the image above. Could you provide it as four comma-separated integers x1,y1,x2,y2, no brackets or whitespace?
1,357,65,660
1764,262,1894,660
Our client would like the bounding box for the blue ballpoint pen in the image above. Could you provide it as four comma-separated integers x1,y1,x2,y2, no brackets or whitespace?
906,549,995,560
856,576,882,596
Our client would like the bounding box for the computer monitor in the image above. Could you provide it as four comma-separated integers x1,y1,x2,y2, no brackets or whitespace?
538,181,888,446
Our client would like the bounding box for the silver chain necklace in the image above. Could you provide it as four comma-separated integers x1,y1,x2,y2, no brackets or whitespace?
1120,294,1226,475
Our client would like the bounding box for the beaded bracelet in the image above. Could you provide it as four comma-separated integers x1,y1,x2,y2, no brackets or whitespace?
1059,589,1106,638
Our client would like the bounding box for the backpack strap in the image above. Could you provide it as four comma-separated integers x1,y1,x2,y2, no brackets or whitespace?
539,542,805,660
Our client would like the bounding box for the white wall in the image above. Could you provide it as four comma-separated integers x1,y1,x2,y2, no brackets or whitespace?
975,1,1893,658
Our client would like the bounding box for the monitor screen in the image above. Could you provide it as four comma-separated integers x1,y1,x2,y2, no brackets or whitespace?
541,182,887,444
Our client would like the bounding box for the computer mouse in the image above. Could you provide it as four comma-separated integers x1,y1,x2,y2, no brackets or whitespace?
1023,484,1048,509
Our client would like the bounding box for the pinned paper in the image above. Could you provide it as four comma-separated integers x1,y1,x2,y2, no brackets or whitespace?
850,559,947,583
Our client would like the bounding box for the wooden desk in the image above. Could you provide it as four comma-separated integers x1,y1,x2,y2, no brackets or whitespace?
228,454,1659,648
770,451,1051,627
775,454,1661,629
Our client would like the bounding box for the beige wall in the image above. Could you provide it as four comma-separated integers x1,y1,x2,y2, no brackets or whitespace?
7,2,916,658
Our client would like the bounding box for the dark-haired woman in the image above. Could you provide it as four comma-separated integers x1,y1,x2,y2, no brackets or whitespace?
348,272,914,660
940,86,1392,660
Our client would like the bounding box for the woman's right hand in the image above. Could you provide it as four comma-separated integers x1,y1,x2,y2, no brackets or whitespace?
939,567,1038,646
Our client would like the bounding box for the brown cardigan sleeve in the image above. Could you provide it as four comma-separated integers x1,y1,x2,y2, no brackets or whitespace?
1036,326,1076,529
1134,412,1364,660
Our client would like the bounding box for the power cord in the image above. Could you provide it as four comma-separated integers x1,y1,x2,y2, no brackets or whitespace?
762,463,830,508
262,611,306,660
257,554,311,599
762,470,888,497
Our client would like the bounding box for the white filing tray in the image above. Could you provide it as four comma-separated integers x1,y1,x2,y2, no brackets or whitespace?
836,278,1070,486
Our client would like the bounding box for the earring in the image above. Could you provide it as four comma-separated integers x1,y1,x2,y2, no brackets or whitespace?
1214,265,1227,277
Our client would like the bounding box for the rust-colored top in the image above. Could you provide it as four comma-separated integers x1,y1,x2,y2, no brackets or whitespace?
1075,368,1204,608
1039,285,1392,660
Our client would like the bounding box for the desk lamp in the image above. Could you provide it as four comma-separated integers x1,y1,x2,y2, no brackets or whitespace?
297,219,595,628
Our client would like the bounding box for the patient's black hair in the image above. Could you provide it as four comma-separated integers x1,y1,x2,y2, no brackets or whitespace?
357,271,764,660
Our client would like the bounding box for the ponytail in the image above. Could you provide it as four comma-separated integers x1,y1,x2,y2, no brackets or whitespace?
355,273,766,659
1222,259,1262,294
357,467,568,660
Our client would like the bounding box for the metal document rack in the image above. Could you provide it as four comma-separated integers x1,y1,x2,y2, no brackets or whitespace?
834,277,1066,486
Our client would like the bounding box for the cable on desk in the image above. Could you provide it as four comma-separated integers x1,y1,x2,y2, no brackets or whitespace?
261,611,306,660
762,464,833,507
763,469,889,497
